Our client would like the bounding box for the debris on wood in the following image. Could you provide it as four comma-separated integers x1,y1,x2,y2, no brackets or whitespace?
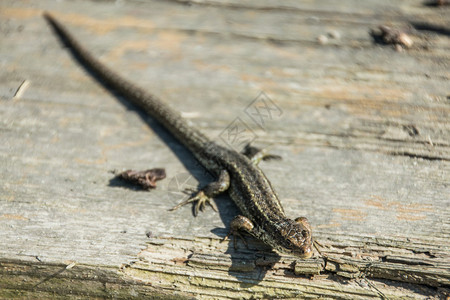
370,25,414,51
115,168,166,190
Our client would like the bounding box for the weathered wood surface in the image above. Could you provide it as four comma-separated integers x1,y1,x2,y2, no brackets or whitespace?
1,0,449,298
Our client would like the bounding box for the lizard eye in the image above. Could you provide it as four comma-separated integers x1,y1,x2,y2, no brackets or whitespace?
301,230,309,238
283,243,294,250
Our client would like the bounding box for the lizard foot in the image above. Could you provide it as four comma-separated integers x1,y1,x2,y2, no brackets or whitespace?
221,215,254,250
169,189,218,216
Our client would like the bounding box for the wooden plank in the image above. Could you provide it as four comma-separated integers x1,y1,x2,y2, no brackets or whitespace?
0,0,449,298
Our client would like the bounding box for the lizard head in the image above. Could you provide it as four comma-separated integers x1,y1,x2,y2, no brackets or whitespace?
277,217,313,258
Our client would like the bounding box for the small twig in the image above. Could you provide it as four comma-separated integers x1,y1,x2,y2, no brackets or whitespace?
12,79,31,100
313,240,326,258
33,261,76,290
65,262,76,269
363,275,388,299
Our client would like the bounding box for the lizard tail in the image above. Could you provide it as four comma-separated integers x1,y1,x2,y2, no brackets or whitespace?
43,12,210,154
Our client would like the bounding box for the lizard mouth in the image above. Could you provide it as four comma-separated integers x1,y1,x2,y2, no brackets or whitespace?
294,246,313,259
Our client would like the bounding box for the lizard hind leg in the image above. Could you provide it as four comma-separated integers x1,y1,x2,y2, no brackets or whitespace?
169,169,230,216
241,144,281,165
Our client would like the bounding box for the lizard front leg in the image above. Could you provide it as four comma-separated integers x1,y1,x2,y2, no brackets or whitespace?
169,169,230,216
222,215,255,249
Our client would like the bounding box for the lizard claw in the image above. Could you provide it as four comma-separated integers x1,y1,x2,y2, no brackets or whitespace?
192,190,218,216
220,215,254,250
222,229,249,250
169,190,217,216
169,169,228,216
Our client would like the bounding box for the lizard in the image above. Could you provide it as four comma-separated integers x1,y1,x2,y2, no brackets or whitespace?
43,12,313,259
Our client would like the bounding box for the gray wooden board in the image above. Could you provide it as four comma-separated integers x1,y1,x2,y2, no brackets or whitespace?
0,0,449,299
